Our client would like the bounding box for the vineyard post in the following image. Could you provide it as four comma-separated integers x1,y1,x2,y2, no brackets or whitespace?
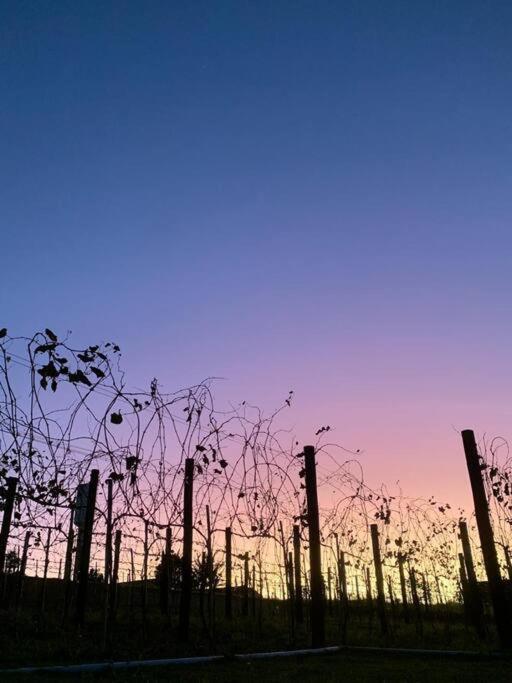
338,548,348,642
73,529,83,582
409,567,422,634
458,552,468,591
459,520,485,639
279,520,293,628
304,444,325,647
75,469,99,626
365,567,372,601
129,548,135,616
142,519,149,622
225,527,232,619
252,563,257,618
16,530,30,610
293,524,303,623
387,576,396,618
243,551,249,617
258,555,263,632
339,550,348,600
104,528,121,648
178,457,194,639
504,546,512,582
365,567,374,634
0,476,18,599
111,529,121,617
39,528,51,614
160,526,172,616
434,573,443,605
461,429,512,648
104,478,113,585
63,507,74,619
370,523,388,635
458,551,470,620
327,565,333,614
421,573,430,614
397,554,409,622
206,505,214,629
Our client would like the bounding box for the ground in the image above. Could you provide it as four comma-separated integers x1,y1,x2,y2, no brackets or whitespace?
4,651,512,682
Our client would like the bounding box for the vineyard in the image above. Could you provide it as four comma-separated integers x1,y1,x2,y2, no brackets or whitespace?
1,328,512,671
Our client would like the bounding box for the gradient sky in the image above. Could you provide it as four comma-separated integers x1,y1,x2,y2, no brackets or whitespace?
2,1,512,507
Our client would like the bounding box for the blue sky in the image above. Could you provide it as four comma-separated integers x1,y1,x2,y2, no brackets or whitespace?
2,1,512,500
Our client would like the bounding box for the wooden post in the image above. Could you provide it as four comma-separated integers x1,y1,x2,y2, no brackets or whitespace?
225,527,232,619
366,567,372,601
370,524,388,635
129,547,135,615
0,477,18,579
104,478,113,585
504,546,512,583
304,444,325,647
459,520,485,639
110,529,121,618
459,521,479,587
16,530,30,609
142,519,149,620
327,565,333,613
75,469,99,626
104,528,121,647
243,551,249,616
39,528,51,613
205,506,214,629
459,552,468,592
339,551,348,600
409,566,422,633
73,529,83,582
293,524,303,623
336,542,349,643
252,563,257,618
206,507,213,578
258,555,263,631
160,526,172,616
279,520,293,618
421,573,430,612
63,507,74,619
461,429,511,647
397,553,409,622
388,576,395,605
178,458,194,638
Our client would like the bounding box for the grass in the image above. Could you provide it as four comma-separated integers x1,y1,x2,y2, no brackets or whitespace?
4,651,512,683
0,578,503,680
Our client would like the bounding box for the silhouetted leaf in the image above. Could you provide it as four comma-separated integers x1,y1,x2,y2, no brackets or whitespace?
68,369,92,386
37,362,58,378
110,412,123,425
45,328,57,341
0,328,7,338
35,343,56,354
90,366,105,379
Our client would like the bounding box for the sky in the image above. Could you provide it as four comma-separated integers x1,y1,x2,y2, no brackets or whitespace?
2,1,512,507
